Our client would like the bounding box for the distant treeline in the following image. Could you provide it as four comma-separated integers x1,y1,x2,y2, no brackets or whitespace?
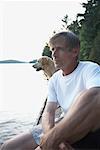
42,0,100,65
0,59,37,64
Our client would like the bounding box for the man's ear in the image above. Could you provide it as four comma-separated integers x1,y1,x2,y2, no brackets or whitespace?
72,48,79,57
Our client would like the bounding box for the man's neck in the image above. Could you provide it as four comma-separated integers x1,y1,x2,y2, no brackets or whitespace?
62,61,79,76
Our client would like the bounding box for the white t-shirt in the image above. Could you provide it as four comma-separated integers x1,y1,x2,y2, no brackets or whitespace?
47,61,100,113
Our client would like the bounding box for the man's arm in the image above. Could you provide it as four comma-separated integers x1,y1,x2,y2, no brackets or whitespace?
40,87,100,149
39,102,73,150
42,102,57,133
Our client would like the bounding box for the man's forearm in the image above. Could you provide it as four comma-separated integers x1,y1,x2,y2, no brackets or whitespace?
48,88,100,145
42,111,55,133
41,102,57,133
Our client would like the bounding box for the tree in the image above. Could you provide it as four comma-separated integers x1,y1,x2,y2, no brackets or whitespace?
61,15,68,30
42,43,52,58
79,0,100,63
89,30,100,64
42,0,100,64
68,19,81,36
61,0,100,64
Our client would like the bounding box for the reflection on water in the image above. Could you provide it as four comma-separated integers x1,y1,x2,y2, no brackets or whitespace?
0,111,37,143
0,64,48,143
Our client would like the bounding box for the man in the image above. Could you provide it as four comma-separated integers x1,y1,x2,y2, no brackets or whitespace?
37,31,100,150
1,31,100,150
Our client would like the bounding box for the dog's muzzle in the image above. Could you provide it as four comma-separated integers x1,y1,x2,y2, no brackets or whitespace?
32,64,42,71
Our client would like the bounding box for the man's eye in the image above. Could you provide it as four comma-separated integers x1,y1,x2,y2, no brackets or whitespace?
50,48,54,51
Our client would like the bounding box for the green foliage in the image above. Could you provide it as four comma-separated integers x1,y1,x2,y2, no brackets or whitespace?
61,15,68,30
42,43,52,58
68,19,81,36
79,0,100,63
89,31,100,64
61,0,100,64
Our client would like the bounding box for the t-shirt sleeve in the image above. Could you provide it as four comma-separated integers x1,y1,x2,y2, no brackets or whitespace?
85,63,100,89
47,78,58,103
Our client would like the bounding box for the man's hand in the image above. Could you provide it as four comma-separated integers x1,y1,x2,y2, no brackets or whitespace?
39,132,74,150
40,131,56,150
35,144,74,150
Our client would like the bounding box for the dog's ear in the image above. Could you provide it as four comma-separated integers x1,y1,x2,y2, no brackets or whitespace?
48,57,54,65
41,57,49,66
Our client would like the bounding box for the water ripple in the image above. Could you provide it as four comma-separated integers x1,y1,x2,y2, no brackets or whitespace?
0,111,36,144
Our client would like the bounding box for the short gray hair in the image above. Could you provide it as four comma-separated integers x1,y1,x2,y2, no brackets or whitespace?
49,31,80,51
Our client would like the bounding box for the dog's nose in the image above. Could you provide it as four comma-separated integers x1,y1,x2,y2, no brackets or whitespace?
32,64,36,68
32,64,34,68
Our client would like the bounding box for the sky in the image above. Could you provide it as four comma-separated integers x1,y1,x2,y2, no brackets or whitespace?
0,0,88,115
0,0,87,62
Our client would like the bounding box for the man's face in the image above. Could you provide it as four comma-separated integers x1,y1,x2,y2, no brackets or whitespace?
50,36,78,70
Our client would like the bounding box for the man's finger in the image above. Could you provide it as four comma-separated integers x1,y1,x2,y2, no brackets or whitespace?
59,143,68,150
59,142,74,150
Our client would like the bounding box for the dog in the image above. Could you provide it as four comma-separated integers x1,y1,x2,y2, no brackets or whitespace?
32,56,56,80
32,56,63,125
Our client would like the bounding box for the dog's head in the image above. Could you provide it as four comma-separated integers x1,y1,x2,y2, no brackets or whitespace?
32,56,56,79
32,56,54,71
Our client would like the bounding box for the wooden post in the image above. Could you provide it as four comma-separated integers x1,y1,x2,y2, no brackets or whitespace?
36,98,47,125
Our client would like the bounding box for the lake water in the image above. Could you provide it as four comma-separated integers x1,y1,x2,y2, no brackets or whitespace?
0,64,48,143
0,111,37,144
